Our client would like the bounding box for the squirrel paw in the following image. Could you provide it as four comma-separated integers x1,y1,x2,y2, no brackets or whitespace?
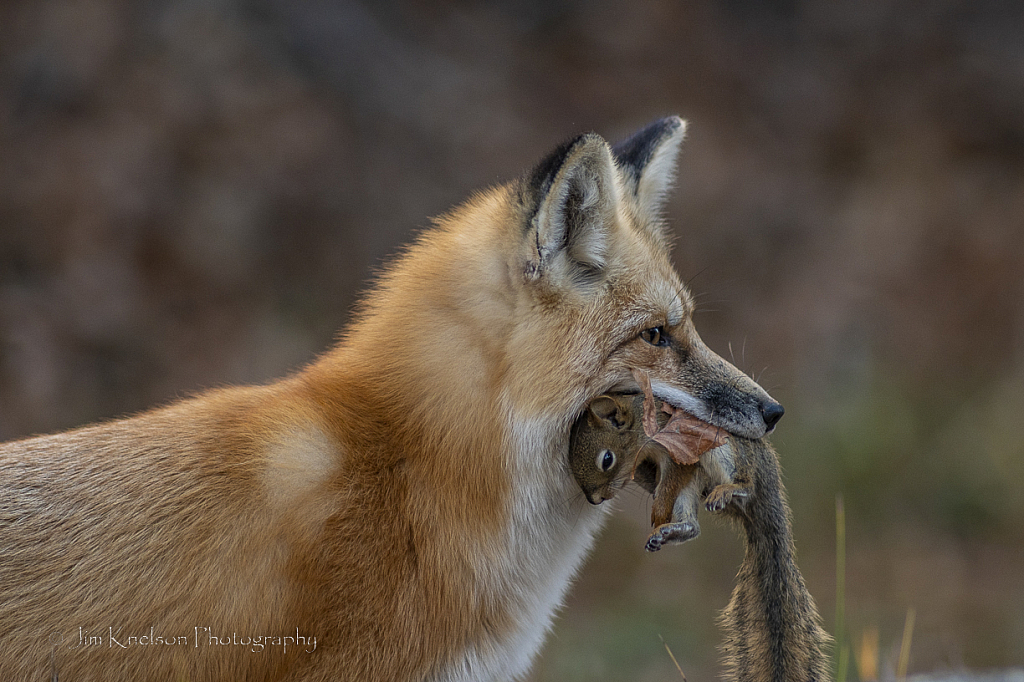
645,521,700,552
705,484,750,513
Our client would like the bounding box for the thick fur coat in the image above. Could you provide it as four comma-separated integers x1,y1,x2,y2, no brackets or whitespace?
0,117,783,681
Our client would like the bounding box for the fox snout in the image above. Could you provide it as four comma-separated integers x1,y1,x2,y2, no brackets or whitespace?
760,400,785,431
655,375,783,439
642,339,785,440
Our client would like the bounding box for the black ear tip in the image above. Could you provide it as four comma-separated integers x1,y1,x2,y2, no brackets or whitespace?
526,134,586,198
522,132,609,211
657,115,684,132
611,116,685,179
619,116,683,142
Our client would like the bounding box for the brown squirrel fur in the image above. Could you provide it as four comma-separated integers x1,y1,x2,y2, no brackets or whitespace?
717,436,833,682
568,395,832,682
568,394,658,505
567,393,745,552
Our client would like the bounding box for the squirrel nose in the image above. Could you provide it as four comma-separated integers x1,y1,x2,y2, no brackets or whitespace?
760,400,785,432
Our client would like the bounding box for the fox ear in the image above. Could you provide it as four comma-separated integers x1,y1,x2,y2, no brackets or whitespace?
523,133,618,288
612,116,687,228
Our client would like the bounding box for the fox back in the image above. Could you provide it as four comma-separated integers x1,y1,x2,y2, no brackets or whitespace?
0,117,783,681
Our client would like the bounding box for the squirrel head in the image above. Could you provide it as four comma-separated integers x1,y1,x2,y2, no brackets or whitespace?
569,394,649,504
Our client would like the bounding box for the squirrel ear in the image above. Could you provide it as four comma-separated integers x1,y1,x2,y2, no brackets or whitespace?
588,395,625,429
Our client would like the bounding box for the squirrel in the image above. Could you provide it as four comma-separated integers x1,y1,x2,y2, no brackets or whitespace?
568,393,747,552
569,395,832,682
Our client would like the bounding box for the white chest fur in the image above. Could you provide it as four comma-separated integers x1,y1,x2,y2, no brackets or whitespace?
440,414,610,682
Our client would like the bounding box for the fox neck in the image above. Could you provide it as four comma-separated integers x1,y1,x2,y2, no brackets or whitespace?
320,291,607,541
307,354,608,681
306,204,609,678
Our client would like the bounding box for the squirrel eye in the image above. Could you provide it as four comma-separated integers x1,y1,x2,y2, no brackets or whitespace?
640,326,667,347
597,450,616,472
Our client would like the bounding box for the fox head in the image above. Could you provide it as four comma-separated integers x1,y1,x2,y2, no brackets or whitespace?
345,116,781,447
507,116,783,438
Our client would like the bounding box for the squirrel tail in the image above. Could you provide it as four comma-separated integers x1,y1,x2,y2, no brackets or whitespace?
718,437,833,682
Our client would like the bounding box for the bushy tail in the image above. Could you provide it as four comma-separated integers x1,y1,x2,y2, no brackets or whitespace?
719,437,832,682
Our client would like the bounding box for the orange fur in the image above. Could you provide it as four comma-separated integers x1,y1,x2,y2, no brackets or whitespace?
0,118,783,681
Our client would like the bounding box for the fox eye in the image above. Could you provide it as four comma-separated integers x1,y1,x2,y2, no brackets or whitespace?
640,326,668,347
596,449,616,472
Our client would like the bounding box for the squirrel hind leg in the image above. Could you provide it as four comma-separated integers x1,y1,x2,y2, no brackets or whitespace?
644,519,701,552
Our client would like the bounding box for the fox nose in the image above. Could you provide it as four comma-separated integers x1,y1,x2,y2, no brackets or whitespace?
760,401,785,432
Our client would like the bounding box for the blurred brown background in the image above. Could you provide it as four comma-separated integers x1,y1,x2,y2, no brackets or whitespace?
2,1,1023,680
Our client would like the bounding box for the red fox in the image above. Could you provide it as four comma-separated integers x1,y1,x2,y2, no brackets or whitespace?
0,117,784,681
